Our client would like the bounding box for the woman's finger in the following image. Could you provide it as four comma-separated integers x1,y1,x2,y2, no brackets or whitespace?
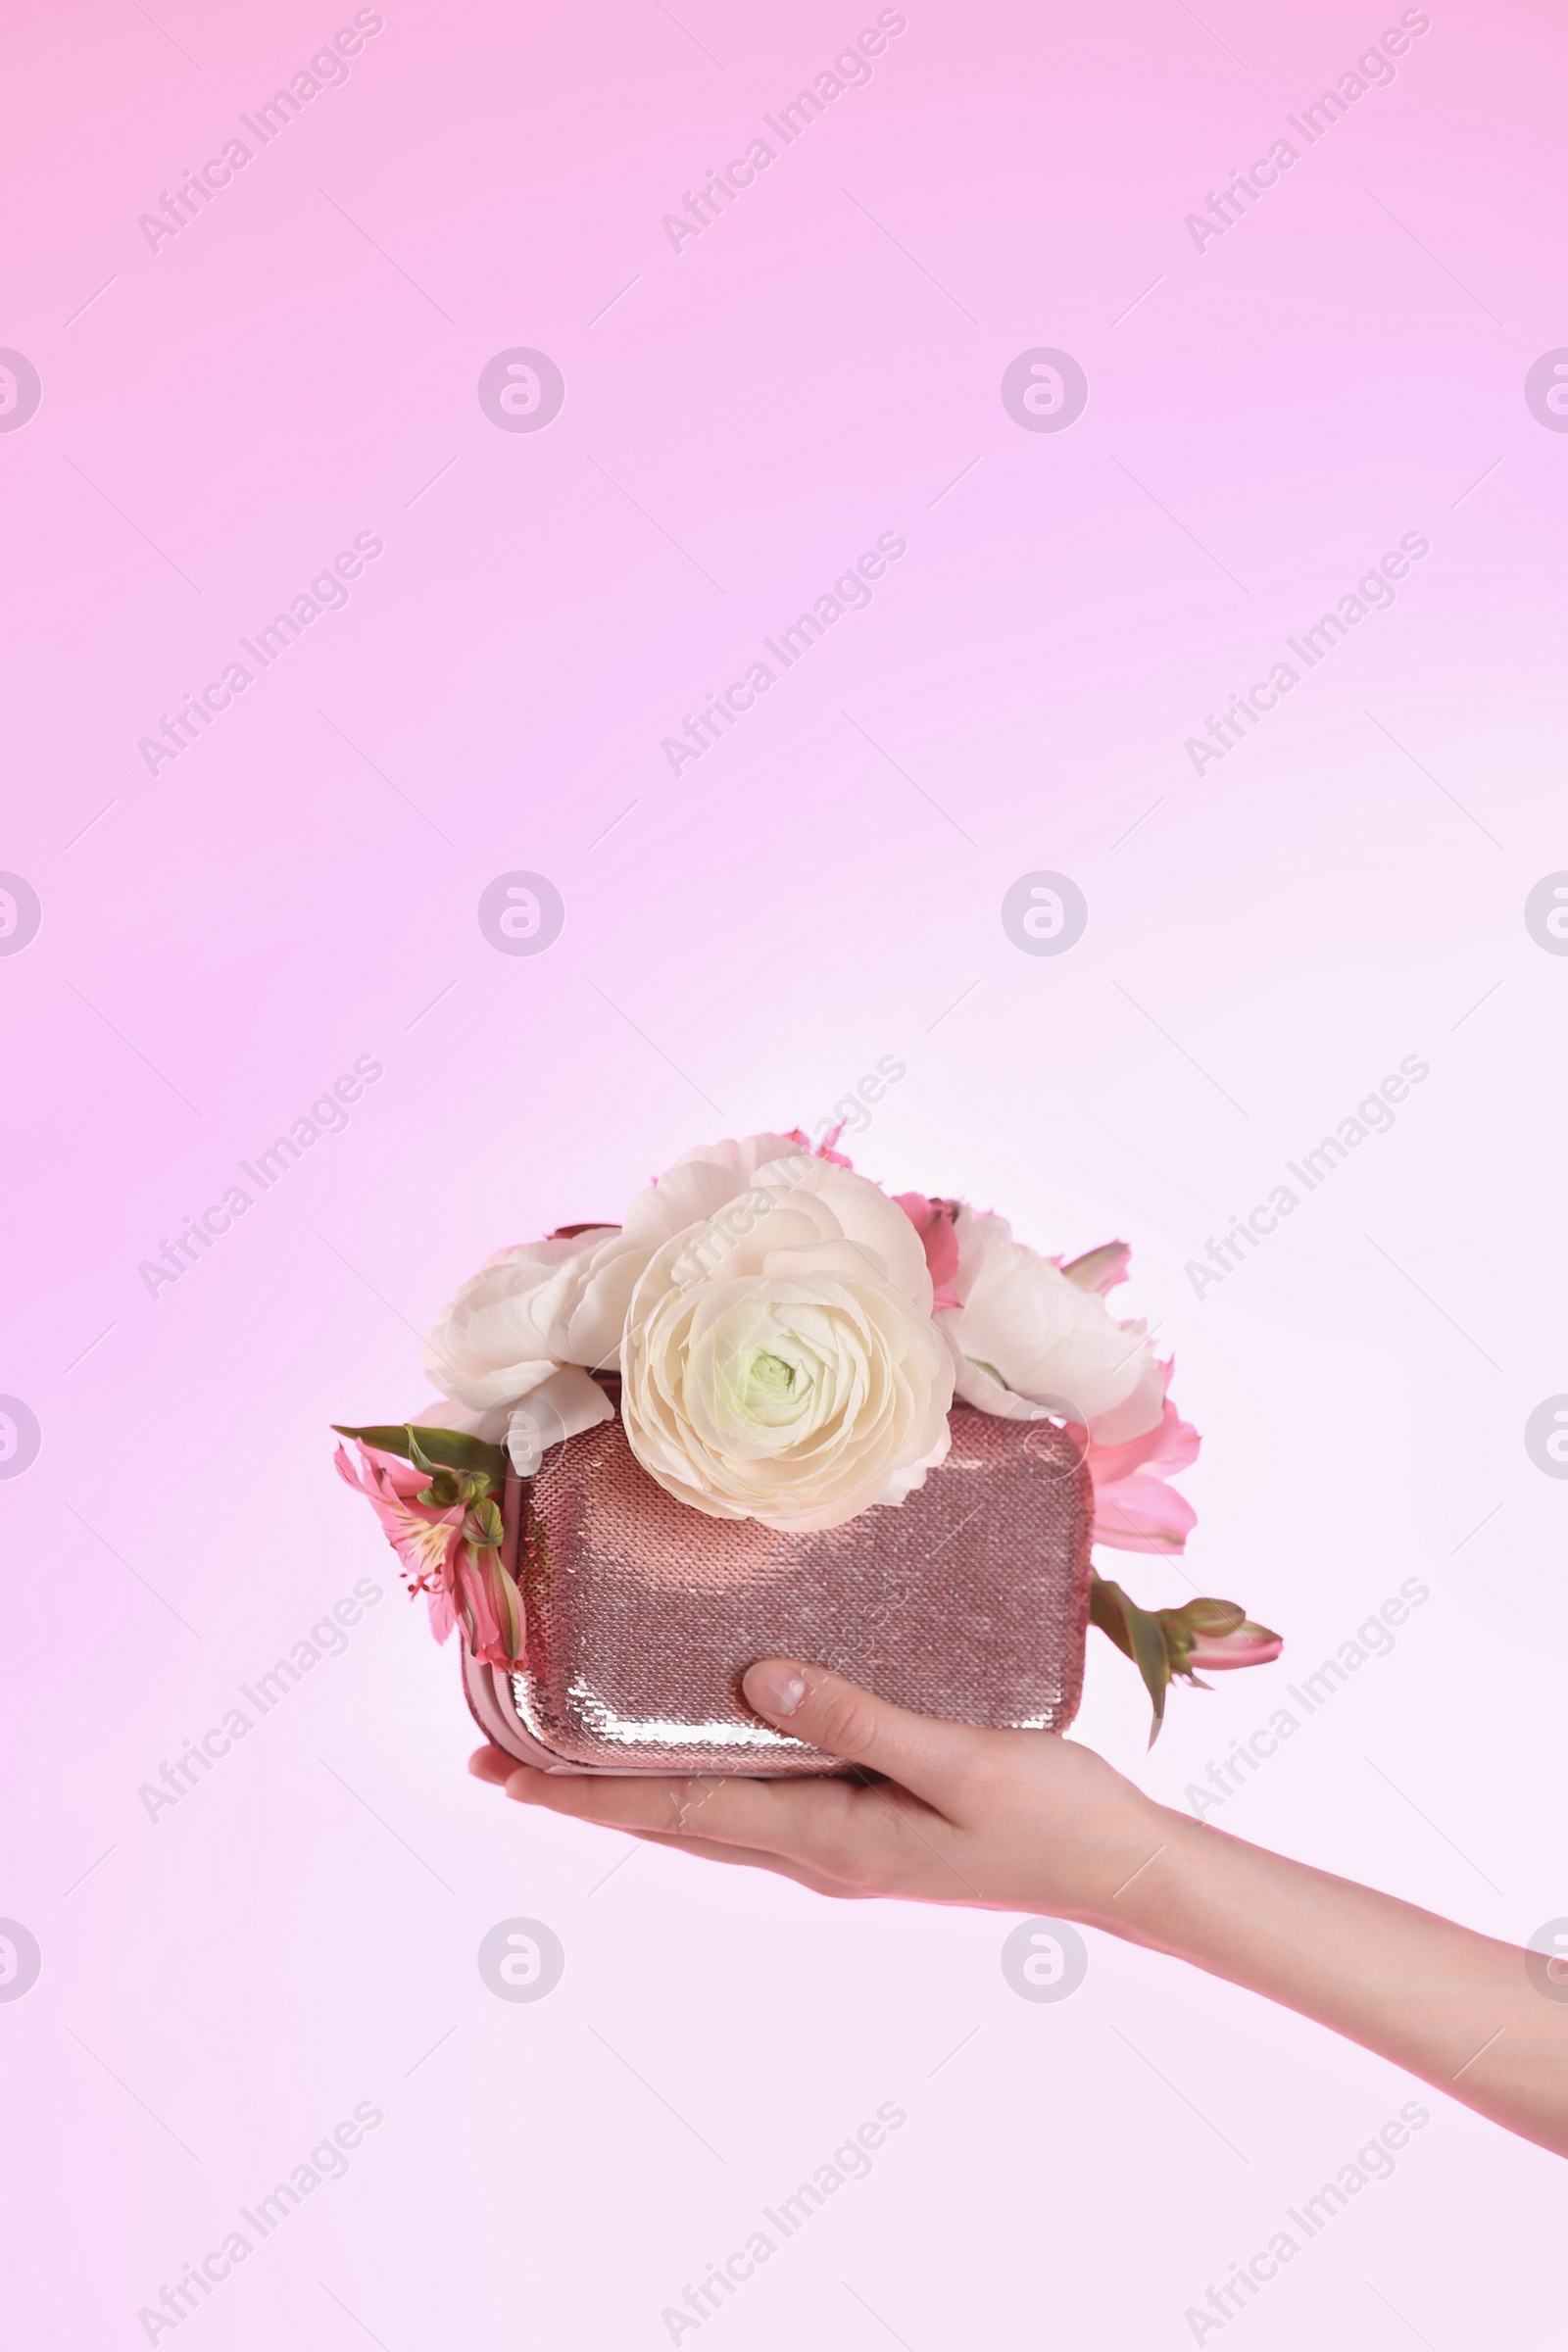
471,1751,861,1890
740,1660,975,1810
474,1744,961,1894
623,1825,871,1898
489,1755,851,1849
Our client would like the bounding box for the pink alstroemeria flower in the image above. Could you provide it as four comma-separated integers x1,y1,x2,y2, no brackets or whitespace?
333,1440,525,1668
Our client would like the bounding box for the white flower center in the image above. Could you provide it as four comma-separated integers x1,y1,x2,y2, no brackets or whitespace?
735,1345,810,1424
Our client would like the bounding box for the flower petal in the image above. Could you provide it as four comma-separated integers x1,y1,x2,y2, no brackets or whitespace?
1188,1626,1284,1671
449,1540,527,1667
1060,1240,1131,1297
1091,1472,1198,1554
505,1364,614,1473
894,1193,961,1308
1086,1396,1200,1488
947,1348,1055,1422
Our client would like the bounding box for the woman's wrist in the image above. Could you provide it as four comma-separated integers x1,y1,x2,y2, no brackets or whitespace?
1087,1801,1312,1974
1065,1796,1214,1945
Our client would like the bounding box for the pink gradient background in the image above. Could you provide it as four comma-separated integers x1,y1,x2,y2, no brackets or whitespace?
3,0,1566,2342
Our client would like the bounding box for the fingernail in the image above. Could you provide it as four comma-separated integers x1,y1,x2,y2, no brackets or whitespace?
746,1660,808,1718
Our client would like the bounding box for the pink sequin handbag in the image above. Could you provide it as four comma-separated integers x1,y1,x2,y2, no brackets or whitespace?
460,1380,1094,1777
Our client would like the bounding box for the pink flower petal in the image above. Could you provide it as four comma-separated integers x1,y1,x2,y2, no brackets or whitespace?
1060,1240,1131,1297
787,1122,856,1168
1188,1628,1284,1671
424,1581,458,1646
449,1541,527,1667
1087,1396,1200,1488
894,1193,961,1308
335,1439,466,1623
1091,1472,1198,1554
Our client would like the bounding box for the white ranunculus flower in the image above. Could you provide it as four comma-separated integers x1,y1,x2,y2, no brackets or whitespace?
422,1229,635,1409
420,1134,813,1415
939,1208,1165,1444
621,1162,952,1530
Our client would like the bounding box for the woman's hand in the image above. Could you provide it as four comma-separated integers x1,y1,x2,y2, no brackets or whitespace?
471,1657,1168,1924
472,1656,1568,2161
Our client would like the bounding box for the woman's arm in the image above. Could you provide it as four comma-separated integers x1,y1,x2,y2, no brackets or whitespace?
471,1657,1568,2159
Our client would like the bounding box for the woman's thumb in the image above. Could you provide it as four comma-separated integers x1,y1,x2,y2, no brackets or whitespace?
742,1658,963,1799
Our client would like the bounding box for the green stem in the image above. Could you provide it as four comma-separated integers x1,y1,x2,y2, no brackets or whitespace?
1088,1572,1273,1748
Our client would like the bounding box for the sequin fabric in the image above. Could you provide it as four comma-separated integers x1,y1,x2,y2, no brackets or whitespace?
493,1387,1093,1776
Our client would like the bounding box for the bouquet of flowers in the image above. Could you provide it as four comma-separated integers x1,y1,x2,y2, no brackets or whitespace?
335,1130,1279,1740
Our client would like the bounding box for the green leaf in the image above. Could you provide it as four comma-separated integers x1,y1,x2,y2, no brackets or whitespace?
1088,1570,1135,1660
464,1496,505,1550
1090,1572,1174,1747
333,1424,507,1489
